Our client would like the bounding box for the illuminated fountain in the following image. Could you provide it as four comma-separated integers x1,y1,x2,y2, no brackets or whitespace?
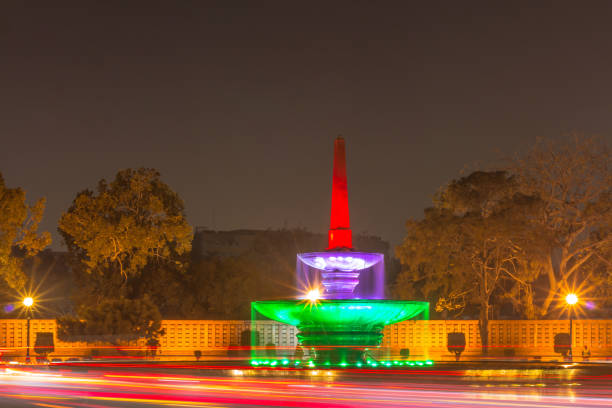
251,137,429,367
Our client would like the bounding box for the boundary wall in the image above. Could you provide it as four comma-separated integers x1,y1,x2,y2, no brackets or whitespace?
1,319,611,360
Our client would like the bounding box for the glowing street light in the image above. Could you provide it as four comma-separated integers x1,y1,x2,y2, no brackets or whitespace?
306,289,321,302
565,293,578,360
23,297,34,363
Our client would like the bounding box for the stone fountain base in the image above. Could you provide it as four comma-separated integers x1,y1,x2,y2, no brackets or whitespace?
252,299,429,364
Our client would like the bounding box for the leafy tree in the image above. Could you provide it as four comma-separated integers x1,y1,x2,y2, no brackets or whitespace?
57,168,191,341
395,171,538,353
56,295,164,345
0,173,51,290
396,136,611,352
59,168,192,281
513,136,611,316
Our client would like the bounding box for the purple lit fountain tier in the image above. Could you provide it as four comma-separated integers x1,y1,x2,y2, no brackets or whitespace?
297,252,384,299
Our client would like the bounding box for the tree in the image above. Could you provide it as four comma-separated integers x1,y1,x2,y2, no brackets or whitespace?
182,255,258,319
395,171,538,353
59,168,192,282
0,172,51,290
56,295,164,345
58,168,191,342
513,136,611,316
34,332,55,359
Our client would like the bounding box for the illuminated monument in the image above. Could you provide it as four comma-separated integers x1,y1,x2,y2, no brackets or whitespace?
251,137,429,367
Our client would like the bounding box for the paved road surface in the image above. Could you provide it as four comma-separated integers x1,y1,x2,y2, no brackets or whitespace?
1,362,611,407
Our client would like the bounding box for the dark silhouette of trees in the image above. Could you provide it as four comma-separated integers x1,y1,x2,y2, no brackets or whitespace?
57,295,164,345
180,255,258,319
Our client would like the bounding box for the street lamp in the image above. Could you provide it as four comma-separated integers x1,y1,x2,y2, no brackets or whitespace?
23,297,34,363
306,288,321,303
565,293,578,360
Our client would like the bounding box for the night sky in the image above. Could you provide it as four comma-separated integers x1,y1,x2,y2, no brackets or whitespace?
2,1,612,250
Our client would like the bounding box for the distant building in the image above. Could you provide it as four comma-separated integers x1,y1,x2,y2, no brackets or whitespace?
192,227,391,259
192,227,399,297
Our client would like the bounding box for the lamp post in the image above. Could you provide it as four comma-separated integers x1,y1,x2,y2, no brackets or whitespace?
23,297,34,363
565,293,578,360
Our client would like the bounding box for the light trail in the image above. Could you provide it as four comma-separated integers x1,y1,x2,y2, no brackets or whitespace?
1,364,611,407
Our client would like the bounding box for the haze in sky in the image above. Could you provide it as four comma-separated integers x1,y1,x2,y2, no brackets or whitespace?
1,1,611,250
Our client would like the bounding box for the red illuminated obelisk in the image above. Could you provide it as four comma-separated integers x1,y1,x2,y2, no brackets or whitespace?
328,136,353,250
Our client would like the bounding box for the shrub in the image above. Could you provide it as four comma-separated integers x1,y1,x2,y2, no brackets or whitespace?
34,332,55,357
447,332,466,361
554,333,571,357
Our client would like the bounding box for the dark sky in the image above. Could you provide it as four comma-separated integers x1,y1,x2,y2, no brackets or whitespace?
2,1,612,250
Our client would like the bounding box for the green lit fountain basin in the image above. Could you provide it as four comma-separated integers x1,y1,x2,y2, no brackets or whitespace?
252,300,429,346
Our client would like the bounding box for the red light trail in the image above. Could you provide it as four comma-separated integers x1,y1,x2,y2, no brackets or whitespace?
1,363,612,407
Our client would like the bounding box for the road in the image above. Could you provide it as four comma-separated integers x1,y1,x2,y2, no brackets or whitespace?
1,362,611,407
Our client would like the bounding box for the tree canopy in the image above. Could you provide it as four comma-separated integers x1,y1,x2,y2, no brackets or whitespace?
59,168,192,280
395,171,539,350
57,168,192,343
182,255,258,319
513,136,611,316
395,136,611,351
0,172,51,290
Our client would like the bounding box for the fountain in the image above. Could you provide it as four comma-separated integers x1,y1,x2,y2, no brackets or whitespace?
251,137,429,367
